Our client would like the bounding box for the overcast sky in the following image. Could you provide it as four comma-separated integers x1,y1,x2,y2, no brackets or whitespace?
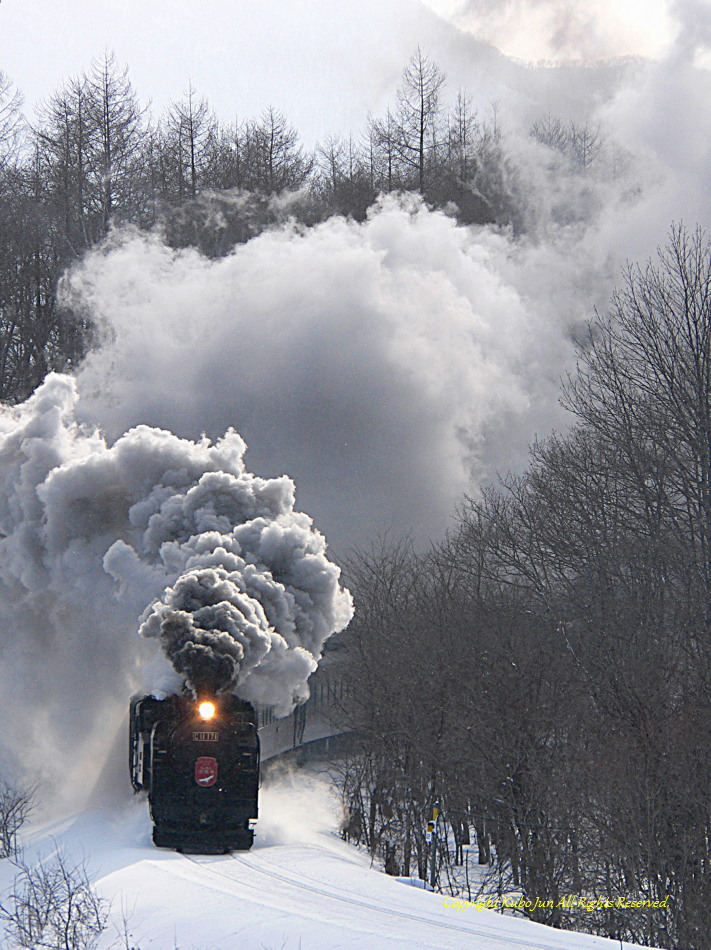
2,0,681,144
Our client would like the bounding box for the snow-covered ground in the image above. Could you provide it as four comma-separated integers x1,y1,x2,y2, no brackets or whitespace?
0,769,650,950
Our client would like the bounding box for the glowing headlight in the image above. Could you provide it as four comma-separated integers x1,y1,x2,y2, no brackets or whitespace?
198,701,216,721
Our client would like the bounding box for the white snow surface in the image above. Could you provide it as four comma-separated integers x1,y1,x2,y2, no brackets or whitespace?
0,770,648,950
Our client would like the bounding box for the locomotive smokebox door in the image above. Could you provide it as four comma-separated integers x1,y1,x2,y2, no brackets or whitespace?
195,756,218,787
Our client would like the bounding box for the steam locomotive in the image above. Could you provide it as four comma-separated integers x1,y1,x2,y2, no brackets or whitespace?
130,692,260,852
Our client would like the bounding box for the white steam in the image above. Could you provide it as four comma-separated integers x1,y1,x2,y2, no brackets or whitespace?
69,197,588,549
0,374,351,809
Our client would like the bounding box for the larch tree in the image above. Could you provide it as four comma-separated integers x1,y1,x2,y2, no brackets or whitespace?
392,47,446,193
0,72,23,170
161,84,216,200
85,51,146,229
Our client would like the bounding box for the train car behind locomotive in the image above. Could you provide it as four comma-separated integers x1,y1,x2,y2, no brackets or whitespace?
130,692,260,852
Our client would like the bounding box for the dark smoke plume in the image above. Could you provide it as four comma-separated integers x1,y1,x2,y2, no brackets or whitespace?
137,506,352,708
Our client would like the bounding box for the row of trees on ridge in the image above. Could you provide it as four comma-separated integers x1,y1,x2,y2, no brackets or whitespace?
0,48,612,405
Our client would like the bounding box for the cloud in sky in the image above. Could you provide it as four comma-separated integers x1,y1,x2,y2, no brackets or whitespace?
432,0,677,62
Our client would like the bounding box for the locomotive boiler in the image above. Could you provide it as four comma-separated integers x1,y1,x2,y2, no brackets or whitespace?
130,692,260,852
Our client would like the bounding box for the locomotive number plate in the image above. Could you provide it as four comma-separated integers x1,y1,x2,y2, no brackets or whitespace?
193,731,218,742
195,756,218,787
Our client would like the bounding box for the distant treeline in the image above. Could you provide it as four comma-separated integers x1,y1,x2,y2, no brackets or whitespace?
338,225,711,950
0,48,613,405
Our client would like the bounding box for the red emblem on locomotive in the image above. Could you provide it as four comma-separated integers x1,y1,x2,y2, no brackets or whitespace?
195,756,218,787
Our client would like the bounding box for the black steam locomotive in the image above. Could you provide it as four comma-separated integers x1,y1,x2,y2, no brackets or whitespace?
130,692,260,852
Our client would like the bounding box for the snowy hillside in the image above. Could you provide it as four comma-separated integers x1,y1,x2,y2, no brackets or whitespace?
0,770,649,950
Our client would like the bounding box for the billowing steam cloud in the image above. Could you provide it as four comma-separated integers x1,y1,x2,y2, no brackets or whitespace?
68,197,590,550
134,502,351,707
0,374,351,810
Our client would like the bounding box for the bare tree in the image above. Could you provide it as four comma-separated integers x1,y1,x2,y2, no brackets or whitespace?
396,48,445,192
564,224,711,620
35,75,95,250
447,225,711,947
529,112,569,154
0,140,74,403
447,90,478,183
529,113,604,170
245,106,313,194
315,134,373,219
85,51,146,229
161,84,216,200
0,783,35,859
317,135,346,197
568,121,604,170
0,71,24,169
0,848,109,950
368,108,400,193
370,49,445,194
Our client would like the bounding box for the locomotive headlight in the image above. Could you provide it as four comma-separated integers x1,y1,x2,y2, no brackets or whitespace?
198,701,216,721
